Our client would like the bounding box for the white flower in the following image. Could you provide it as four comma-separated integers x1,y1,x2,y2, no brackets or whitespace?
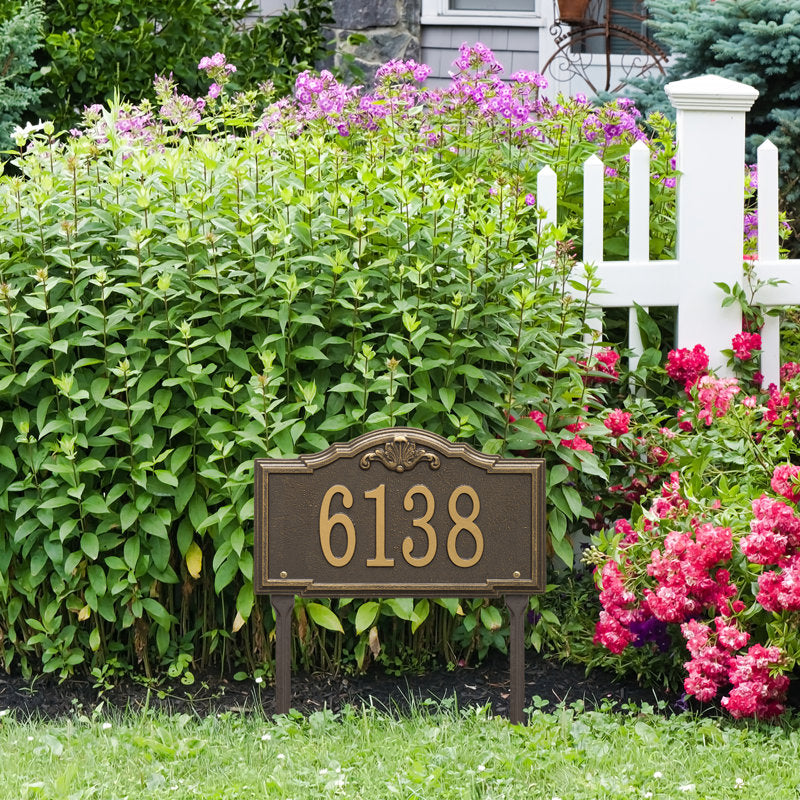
277,753,285,760
261,733,271,741
0,709,9,717
320,769,328,775
102,722,112,730
735,778,745,788
477,765,486,772
255,676,264,684
653,772,663,779
679,784,696,793
644,794,653,799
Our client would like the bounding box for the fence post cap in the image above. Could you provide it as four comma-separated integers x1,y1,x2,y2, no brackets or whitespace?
665,74,759,112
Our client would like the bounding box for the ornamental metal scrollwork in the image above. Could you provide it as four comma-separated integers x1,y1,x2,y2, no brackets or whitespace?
359,436,441,472
543,0,667,95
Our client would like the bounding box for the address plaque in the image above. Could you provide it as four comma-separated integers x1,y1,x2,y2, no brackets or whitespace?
254,427,546,598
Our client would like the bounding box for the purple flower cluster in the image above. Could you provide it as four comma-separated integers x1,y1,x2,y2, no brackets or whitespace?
69,42,678,198
582,99,646,147
630,616,671,652
290,69,362,135
198,52,237,76
153,74,204,129
375,58,431,84
452,42,503,76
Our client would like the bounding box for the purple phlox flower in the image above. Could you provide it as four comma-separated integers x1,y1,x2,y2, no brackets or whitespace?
524,192,536,206
629,616,671,652
375,58,432,85
575,92,588,104
207,83,222,100
452,42,504,76
510,70,548,90
744,212,758,240
661,176,677,188
604,166,618,178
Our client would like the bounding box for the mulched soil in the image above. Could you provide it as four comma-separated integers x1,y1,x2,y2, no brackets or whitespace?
0,654,682,721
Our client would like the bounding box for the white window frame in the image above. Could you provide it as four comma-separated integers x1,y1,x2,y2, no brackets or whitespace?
421,0,546,27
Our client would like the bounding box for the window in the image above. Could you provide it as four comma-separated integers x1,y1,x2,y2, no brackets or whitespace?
577,0,649,56
450,0,535,10
420,0,543,26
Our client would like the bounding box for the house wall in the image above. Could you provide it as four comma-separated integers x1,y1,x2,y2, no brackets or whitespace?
247,0,295,16
420,25,540,88
328,0,422,84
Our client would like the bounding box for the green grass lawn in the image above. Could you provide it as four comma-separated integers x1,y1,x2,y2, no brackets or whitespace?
2,700,800,799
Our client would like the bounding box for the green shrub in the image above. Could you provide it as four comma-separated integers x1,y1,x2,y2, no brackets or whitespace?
0,46,680,678
35,0,334,133
0,0,46,150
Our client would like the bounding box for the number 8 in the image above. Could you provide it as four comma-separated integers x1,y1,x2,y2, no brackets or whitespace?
446,485,483,568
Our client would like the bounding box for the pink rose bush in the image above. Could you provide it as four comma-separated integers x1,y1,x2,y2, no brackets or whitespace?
593,357,800,719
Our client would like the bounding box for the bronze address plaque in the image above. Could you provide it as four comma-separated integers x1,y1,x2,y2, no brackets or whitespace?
254,427,546,723
254,427,546,597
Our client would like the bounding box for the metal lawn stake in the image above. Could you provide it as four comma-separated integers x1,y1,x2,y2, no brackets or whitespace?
254,427,546,724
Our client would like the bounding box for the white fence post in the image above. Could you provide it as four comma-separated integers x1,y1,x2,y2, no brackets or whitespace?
665,75,759,374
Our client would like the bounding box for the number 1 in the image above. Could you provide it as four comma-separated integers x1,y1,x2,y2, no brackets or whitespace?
364,484,394,567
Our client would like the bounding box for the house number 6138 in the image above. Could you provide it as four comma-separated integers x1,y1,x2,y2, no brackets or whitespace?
319,483,484,568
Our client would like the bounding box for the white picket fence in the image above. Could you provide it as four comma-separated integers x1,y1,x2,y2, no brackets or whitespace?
535,74,800,388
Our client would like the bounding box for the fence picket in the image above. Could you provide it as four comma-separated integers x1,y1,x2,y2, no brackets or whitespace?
583,155,604,265
537,165,558,233
628,140,650,262
757,140,780,263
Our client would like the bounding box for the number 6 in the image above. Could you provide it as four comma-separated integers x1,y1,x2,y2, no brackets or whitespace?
319,485,356,567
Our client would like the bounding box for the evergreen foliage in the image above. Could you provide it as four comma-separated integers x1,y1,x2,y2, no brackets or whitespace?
0,0,46,150
630,0,800,252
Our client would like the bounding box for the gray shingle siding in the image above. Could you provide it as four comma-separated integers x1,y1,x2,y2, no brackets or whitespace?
421,25,539,84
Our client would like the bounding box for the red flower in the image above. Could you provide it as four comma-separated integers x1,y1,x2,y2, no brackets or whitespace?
771,464,800,503
732,331,761,361
604,408,631,436
666,344,709,392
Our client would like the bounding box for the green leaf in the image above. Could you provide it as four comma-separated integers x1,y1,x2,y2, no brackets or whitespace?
139,513,168,539
214,554,239,593
411,598,430,634
81,494,109,515
124,536,140,570
551,535,574,568
236,582,254,619
0,446,16,472
385,597,414,621
175,473,196,514
480,605,503,632
293,345,327,361
438,387,455,412
155,469,179,488
548,464,569,488
355,601,380,634
306,602,344,633
120,503,138,533
634,303,661,350
80,531,99,561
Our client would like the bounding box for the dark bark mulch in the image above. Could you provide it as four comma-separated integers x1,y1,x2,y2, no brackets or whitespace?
0,653,680,721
